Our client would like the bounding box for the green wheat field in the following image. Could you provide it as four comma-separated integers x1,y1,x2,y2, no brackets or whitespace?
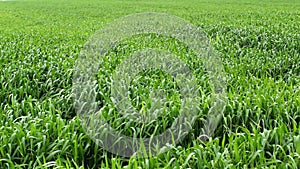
0,0,300,168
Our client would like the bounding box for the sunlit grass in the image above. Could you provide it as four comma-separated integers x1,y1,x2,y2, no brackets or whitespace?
0,0,299,168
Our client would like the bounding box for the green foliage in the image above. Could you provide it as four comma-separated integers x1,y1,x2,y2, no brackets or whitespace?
0,0,299,168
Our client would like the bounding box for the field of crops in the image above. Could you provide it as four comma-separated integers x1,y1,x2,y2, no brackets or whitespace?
0,0,300,168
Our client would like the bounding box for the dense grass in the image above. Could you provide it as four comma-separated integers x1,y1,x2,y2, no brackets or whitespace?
0,0,300,168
